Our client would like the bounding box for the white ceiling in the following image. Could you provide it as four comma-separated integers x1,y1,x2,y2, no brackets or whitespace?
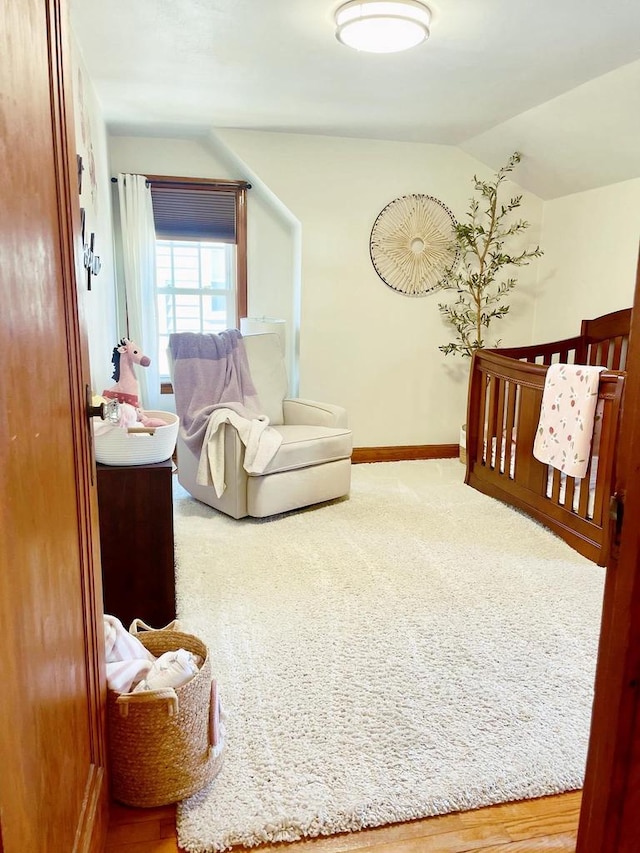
70,0,640,199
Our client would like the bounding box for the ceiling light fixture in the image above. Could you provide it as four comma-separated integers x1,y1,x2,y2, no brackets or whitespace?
334,0,431,54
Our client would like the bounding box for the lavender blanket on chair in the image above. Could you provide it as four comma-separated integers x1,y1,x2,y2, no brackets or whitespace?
168,330,282,495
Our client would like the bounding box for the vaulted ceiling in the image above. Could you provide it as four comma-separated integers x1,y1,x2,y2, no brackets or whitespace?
71,0,640,199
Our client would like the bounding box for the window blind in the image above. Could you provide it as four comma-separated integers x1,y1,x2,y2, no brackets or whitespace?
148,178,250,243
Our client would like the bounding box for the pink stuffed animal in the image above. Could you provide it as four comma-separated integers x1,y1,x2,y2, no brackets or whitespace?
137,411,167,428
103,338,166,428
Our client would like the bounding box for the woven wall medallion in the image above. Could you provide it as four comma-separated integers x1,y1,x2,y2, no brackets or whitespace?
370,194,459,296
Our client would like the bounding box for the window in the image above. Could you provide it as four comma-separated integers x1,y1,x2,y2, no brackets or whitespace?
155,240,236,377
147,175,250,384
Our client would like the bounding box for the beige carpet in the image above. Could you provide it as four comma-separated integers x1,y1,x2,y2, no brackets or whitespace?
172,459,604,852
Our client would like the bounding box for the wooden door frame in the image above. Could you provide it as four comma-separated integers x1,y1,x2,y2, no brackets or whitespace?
48,0,108,846
577,251,640,852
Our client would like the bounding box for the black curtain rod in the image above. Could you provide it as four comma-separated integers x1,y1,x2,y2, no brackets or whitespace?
110,177,252,189
111,177,150,186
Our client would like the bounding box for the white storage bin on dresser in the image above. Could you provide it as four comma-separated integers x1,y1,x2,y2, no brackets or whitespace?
93,410,179,466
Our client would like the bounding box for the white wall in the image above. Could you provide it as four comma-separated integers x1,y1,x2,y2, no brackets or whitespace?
70,36,117,393
534,179,640,342
217,130,544,446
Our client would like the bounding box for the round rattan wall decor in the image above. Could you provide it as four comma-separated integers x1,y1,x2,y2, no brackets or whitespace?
370,194,459,296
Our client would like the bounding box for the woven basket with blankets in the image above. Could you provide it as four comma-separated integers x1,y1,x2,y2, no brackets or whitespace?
104,616,224,808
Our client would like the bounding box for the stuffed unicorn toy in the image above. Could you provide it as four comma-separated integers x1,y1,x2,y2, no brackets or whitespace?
103,338,166,428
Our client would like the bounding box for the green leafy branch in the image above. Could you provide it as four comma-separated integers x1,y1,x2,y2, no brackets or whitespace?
437,152,543,358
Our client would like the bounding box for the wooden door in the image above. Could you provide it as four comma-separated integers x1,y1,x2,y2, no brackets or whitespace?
0,0,107,850
577,252,640,852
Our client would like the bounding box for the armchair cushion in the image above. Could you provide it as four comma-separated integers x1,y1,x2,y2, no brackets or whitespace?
256,424,352,476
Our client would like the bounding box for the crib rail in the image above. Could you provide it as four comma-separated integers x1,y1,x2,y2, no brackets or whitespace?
581,307,631,371
493,335,585,366
465,349,625,565
493,308,631,371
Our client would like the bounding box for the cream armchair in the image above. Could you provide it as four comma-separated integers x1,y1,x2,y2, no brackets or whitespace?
172,333,352,518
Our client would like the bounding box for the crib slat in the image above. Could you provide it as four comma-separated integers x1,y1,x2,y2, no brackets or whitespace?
577,458,591,519
495,377,507,473
620,337,629,372
486,374,498,469
610,336,623,371
551,467,562,505
476,370,489,465
591,383,619,526
565,474,576,511
504,381,517,479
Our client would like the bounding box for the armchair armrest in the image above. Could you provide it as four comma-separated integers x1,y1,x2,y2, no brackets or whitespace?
283,398,348,428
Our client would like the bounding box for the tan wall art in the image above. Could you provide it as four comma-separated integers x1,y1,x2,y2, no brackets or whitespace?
370,194,459,296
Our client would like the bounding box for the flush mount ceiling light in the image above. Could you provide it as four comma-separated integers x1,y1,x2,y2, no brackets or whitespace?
335,0,431,54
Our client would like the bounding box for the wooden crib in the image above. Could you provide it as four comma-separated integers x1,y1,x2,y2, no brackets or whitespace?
465,308,631,565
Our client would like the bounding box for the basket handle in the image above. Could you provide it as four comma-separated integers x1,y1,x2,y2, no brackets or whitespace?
129,618,182,635
116,687,179,717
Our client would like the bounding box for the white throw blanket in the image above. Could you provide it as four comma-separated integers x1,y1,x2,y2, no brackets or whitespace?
533,363,605,479
196,402,283,497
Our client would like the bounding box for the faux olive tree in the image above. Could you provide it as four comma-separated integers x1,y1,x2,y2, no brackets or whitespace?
438,152,542,357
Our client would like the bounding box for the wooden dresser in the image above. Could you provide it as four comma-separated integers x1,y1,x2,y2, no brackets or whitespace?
97,460,176,629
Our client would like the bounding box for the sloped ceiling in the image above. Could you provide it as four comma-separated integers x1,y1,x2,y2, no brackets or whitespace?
461,59,640,199
71,0,640,199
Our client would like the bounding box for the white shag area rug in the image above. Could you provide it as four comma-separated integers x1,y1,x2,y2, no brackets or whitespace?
173,459,604,853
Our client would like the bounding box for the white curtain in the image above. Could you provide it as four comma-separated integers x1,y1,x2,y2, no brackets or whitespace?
116,173,160,410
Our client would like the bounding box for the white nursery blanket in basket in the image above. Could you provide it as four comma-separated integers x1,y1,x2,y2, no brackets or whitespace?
132,648,200,693
104,615,201,694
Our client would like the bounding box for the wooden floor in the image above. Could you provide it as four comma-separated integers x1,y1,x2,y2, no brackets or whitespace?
106,790,581,852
